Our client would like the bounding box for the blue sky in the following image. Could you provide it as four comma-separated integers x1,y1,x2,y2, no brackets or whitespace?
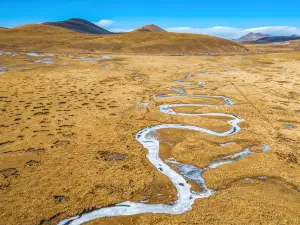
1,0,300,38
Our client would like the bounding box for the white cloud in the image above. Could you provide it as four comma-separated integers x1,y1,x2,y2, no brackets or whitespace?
166,26,241,38
94,20,114,27
165,26,300,39
97,24,300,37
244,26,300,36
108,28,133,33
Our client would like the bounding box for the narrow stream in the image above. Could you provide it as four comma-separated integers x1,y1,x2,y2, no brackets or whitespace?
58,73,269,225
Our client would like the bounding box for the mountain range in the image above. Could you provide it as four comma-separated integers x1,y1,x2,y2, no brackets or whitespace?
245,35,300,44
2,18,299,46
232,32,300,44
0,18,300,49
0,22,247,54
232,32,271,43
42,19,168,34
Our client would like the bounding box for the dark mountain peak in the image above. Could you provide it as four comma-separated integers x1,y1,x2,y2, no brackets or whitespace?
67,18,94,25
43,18,112,34
68,18,86,21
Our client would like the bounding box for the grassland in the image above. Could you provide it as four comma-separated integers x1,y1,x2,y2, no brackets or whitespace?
0,45,300,224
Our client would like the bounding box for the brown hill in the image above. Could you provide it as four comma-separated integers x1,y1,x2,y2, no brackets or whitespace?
0,24,247,54
133,24,167,33
42,18,112,34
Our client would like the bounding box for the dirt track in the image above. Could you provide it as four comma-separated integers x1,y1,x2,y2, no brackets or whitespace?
0,51,300,224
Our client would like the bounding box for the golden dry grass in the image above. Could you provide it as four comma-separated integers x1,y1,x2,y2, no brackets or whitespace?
0,49,300,224
0,24,247,54
132,24,167,33
244,40,300,53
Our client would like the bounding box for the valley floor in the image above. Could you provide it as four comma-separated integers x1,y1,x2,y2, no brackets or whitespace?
0,50,300,224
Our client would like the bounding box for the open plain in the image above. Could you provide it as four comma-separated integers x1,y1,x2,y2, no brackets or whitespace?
1,47,300,224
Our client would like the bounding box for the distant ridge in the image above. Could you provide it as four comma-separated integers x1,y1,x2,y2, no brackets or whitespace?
43,18,112,34
232,32,271,43
246,35,300,44
133,24,167,33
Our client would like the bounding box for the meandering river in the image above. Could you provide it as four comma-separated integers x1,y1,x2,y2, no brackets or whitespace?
58,73,269,225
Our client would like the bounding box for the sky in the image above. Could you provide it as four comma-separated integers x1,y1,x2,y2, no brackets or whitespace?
1,0,300,38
